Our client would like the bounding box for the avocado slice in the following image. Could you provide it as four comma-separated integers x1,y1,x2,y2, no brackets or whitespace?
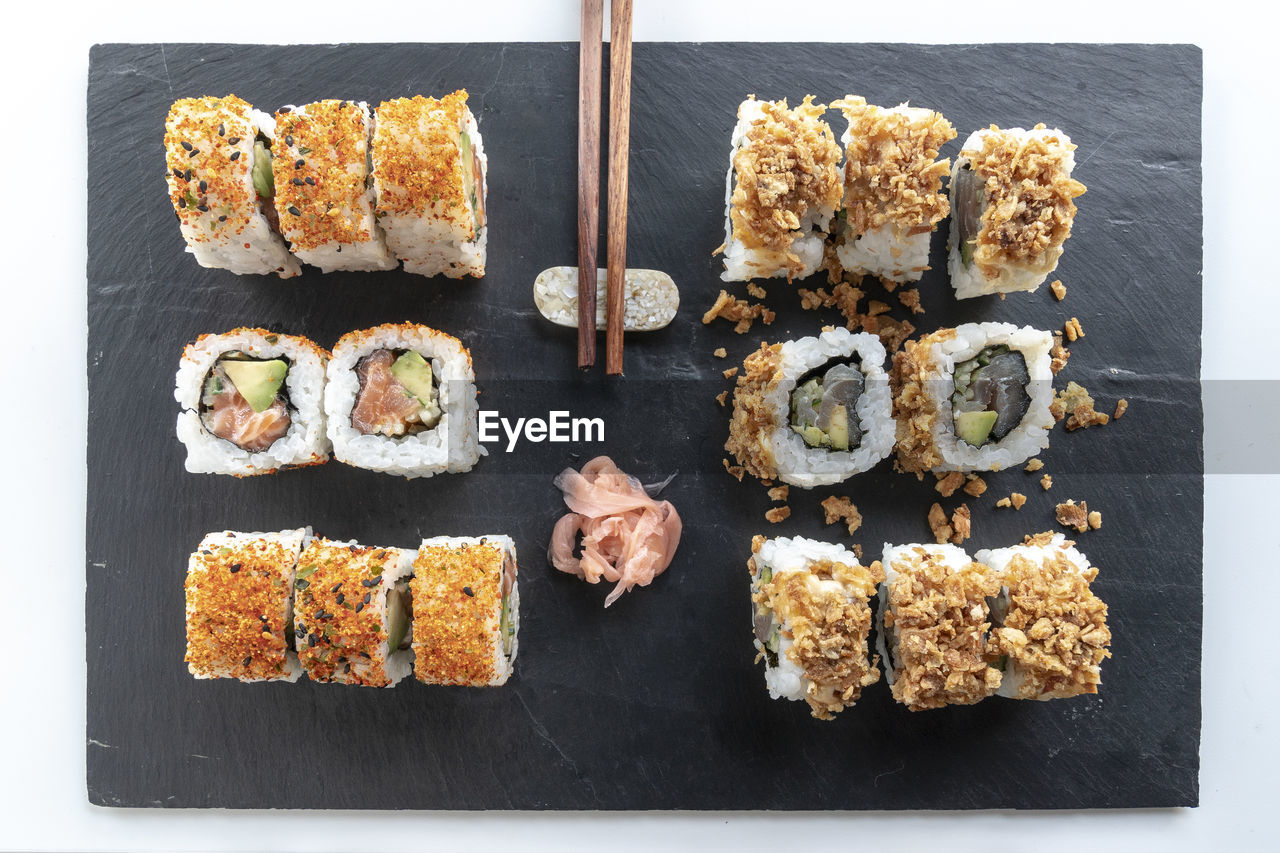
828,405,850,451
386,585,410,651
222,359,287,413
389,351,435,404
956,409,999,447
252,140,274,200
794,424,829,448
499,595,513,657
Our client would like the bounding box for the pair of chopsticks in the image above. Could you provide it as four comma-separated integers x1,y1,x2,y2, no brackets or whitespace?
577,0,632,375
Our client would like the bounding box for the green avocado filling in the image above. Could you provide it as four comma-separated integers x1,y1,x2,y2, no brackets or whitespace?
500,594,513,657
788,360,864,452
386,585,410,651
951,345,1031,447
389,350,442,429
220,359,287,413
252,139,274,200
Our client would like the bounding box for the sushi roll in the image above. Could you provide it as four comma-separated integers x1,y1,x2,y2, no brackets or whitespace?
830,96,956,284
892,322,1054,474
184,528,309,682
717,96,843,283
164,95,301,278
725,327,894,487
292,537,415,687
372,91,488,278
878,543,1003,711
947,124,1087,299
271,100,398,272
747,535,882,720
175,328,331,476
975,533,1111,700
324,323,484,478
411,536,519,686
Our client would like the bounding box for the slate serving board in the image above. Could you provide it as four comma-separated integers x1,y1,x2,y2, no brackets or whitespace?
86,42,1202,809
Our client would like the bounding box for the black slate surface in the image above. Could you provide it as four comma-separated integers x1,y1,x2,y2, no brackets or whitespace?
86,42,1203,809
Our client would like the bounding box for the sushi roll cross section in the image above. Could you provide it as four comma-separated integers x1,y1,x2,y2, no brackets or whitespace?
748,535,882,720
271,100,398,273
947,124,1087,299
175,328,331,476
184,528,309,682
412,537,519,687
725,328,894,487
164,95,301,278
718,96,843,283
831,96,955,284
372,91,488,278
292,538,415,687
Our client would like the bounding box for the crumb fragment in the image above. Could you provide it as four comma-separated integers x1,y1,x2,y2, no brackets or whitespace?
1049,332,1070,375
746,283,767,299
1055,499,1090,533
928,502,951,544
1040,474,1053,491
1011,492,1027,510
867,300,891,317
715,390,728,407
798,287,835,310
820,495,862,535
934,471,966,498
722,367,739,379
1024,459,1044,473
897,288,925,315
1050,279,1066,301
767,485,789,502
1064,316,1085,342
765,506,791,524
702,289,773,334
1087,510,1102,530
1051,381,1111,430
713,347,727,358
949,504,971,545
850,543,863,561
722,458,745,481
1114,399,1128,420
995,497,1012,508
962,474,987,497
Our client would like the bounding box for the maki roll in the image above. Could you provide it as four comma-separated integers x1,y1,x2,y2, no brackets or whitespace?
947,124,1087,299
325,323,484,478
892,322,1054,474
175,328,330,476
975,533,1111,701
717,96,843,283
372,91,488,278
184,528,309,682
725,327,894,487
164,95,301,278
878,543,1003,711
411,536,519,686
830,96,955,284
747,535,882,720
271,100,398,273
292,538,415,687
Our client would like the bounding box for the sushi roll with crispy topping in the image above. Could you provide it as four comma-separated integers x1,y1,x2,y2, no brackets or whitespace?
975,533,1111,700
948,124,1087,298
830,96,956,284
175,328,331,476
164,95,301,278
892,322,1054,474
324,323,484,478
372,91,488,278
184,528,309,682
717,96,844,283
878,543,1003,711
725,327,894,487
271,100,398,272
292,538,415,687
412,536,519,686
747,535,882,720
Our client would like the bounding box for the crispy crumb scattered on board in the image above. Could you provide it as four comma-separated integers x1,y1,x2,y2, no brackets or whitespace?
821,495,862,534
715,390,728,406
765,506,791,523
722,367,738,379
1041,474,1053,491
1050,332,1070,374
1114,398,1128,419
702,289,775,334
767,485,789,502
1025,459,1044,472
713,347,727,358
1052,381,1110,430
963,475,987,497
1050,279,1066,301
1064,317,1085,342
1055,499,1090,532
934,471,965,498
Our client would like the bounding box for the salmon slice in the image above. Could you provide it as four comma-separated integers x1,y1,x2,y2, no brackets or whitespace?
206,386,291,452
351,350,424,436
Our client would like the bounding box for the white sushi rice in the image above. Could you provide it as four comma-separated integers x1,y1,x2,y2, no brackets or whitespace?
917,322,1054,472
837,223,932,284
947,127,1077,299
763,328,894,487
751,536,866,704
325,323,485,478
876,542,973,687
174,329,330,476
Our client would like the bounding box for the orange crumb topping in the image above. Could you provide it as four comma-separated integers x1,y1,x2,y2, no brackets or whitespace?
412,540,503,685
373,91,472,231
164,95,259,241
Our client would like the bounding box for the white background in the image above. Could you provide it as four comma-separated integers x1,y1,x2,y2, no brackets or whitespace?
1,1,1275,850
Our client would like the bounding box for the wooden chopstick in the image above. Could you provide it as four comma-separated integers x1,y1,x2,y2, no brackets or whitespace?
577,0,603,369
605,0,633,376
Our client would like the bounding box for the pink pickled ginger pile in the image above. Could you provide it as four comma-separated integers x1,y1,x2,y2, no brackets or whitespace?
548,456,683,607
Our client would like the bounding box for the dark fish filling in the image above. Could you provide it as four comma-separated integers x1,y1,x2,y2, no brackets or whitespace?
789,358,864,451
752,562,780,668
951,345,1031,447
952,163,984,268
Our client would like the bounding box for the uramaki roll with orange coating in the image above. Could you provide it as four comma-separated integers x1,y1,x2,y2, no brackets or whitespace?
184,528,309,682
372,91,488,278
271,100,398,273
411,536,518,686
164,95,301,278
292,538,415,687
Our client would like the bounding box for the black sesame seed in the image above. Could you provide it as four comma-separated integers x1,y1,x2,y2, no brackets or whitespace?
349,545,359,553
196,203,210,212
185,169,193,180
318,611,333,620
332,582,343,593
336,594,345,605
308,634,318,647
285,134,293,147
198,180,207,193
343,663,351,674
178,198,186,209
361,578,379,588
355,603,364,613
180,140,193,151
218,122,225,137
360,651,371,659
279,106,291,114
294,159,305,168
296,578,309,590
305,176,316,186
295,622,306,635
172,167,183,179
242,655,252,667
229,151,240,161
463,586,474,597
363,593,371,604
259,614,268,623
188,148,200,158
218,215,227,222
229,563,241,573
291,177,304,186
227,136,241,145
287,206,301,216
